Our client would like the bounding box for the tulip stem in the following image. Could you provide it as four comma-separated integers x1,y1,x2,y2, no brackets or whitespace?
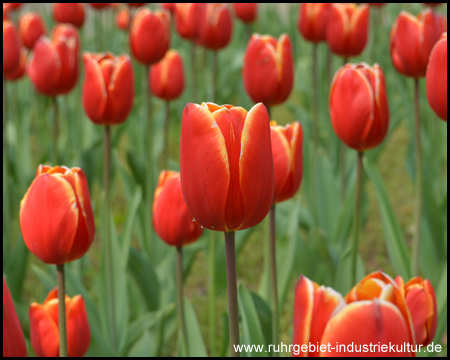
176,246,188,357
56,264,68,358
3,77,10,259
191,42,197,102
52,97,59,165
340,57,349,203
209,231,217,357
245,24,252,43
351,152,364,286
163,101,170,167
326,46,333,87
225,231,240,357
145,66,154,258
411,79,423,276
312,44,319,152
269,205,279,356
213,51,218,102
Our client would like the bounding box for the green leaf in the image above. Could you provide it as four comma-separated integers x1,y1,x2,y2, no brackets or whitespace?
333,247,365,295
120,187,142,268
219,311,230,358
180,297,208,357
434,262,447,345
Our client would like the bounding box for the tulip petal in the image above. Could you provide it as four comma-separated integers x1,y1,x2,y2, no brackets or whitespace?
29,303,60,357
82,53,107,124
348,5,369,57
66,296,91,357
53,34,78,95
426,35,447,121
271,127,291,203
273,34,294,105
3,21,21,74
292,275,315,355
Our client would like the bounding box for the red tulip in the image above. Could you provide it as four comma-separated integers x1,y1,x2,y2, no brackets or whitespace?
3,277,27,357
161,3,176,14
3,4,10,20
329,63,390,152
326,3,370,58
175,3,206,41
150,49,185,101
90,3,110,10
82,52,135,126
180,102,274,232
270,121,303,204
116,7,130,31
129,8,170,66
5,3,21,10
4,47,26,81
19,12,47,50
426,32,447,121
198,3,233,51
53,3,85,28
243,33,294,107
153,171,203,247
232,3,258,24
128,3,146,8
297,3,332,43
29,289,90,357
390,9,447,79
20,165,95,265
3,20,21,75
28,24,80,96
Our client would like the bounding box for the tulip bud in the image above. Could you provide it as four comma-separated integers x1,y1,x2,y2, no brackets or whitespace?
4,47,26,81
150,50,185,101
270,121,303,204
19,12,47,49
298,3,332,43
3,4,10,20
90,3,110,10
20,165,95,265
243,33,294,107
232,3,258,24
29,289,90,357
326,3,370,58
3,20,21,75
116,8,130,32
426,32,447,121
161,3,176,14
82,52,135,126
390,9,446,79
6,3,21,10
129,8,170,66
180,102,274,232
53,3,85,28
128,3,146,8
3,277,27,357
330,63,390,152
198,3,233,51
175,3,206,41
153,171,203,247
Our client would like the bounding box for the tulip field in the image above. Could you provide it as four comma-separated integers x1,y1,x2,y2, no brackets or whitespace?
3,3,448,358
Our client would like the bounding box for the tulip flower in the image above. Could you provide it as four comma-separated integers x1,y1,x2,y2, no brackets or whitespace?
3,20,21,75
5,3,21,10
129,8,170,66
161,3,176,14
326,3,370,59
426,32,447,121
3,277,27,357
232,3,258,24
19,12,47,49
116,7,131,31
243,33,294,108
3,4,10,20
198,3,233,51
53,3,85,28
175,3,205,41
90,3,110,10
150,50,185,102
29,289,90,357
128,3,146,8
4,47,26,81
298,3,332,43
390,9,447,79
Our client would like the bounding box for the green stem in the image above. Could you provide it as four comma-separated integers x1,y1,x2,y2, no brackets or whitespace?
163,101,170,168
176,247,188,357
57,264,68,358
411,79,423,276
312,44,319,152
245,23,252,43
225,231,240,357
326,46,332,87
145,66,154,258
209,231,217,357
213,51,218,102
52,97,59,165
191,42,197,103
351,152,364,286
269,206,279,356
3,78,10,249
339,57,349,202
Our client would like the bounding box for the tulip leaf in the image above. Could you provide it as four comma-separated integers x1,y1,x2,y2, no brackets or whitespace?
5,236,30,301
120,187,142,268
333,247,365,295
219,311,230,358
179,297,208,357
434,262,447,346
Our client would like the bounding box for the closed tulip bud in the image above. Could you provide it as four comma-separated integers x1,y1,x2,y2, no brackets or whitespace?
29,289,90,357
270,121,303,204
390,9,447,79
161,3,176,14
330,63,390,152
82,52,135,126
53,3,85,28
3,277,27,357
116,8,130,31
326,3,369,58
180,102,274,232
175,3,206,41
4,47,26,81
426,32,447,121
6,3,21,10
233,3,258,24
298,3,332,43
3,4,10,20
90,3,110,10
19,12,47,50
52,23,81,54
3,20,21,75
20,165,95,265
243,34,294,107
130,8,170,66
292,275,346,357
153,171,203,247
198,3,233,51
150,50,185,101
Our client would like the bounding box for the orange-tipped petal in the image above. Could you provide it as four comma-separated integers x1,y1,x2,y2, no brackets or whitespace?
29,302,60,357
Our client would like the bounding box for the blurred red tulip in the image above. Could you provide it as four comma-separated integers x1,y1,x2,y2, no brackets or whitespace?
426,32,447,121
3,20,21,75
130,8,170,66
5,3,21,11
20,165,95,265
270,121,303,204
116,7,131,31
3,4,10,20
298,3,332,43
369,3,386,6
29,289,90,357
390,9,447,79
243,33,294,107
19,12,47,50
90,3,110,10
232,3,258,24
424,3,443,6
128,3,146,8
161,3,176,14
150,49,185,101
175,3,206,41
153,171,203,247
3,277,27,357
53,3,85,28
28,24,80,96
4,47,26,81
326,3,370,58
180,102,274,232
82,52,135,126
330,63,390,152
198,3,233,51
